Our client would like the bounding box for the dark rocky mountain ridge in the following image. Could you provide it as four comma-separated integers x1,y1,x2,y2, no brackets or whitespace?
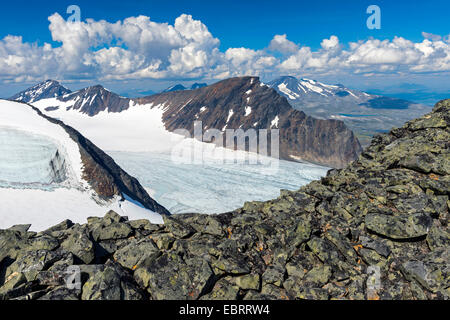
1,99,448,300
58,85,131,116
136,77,362,168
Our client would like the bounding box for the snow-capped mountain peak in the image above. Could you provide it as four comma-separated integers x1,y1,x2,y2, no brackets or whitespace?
268,75,429,146
9,80,72,103
268,76,364,100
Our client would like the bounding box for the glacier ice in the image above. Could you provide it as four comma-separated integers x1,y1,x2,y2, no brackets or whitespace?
108,151,329,214
0,128,67,188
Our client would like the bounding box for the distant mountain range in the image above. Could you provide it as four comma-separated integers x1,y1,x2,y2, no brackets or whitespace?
10,77,432,148
162,82,207,92
10,77,362,168
268,76,431,146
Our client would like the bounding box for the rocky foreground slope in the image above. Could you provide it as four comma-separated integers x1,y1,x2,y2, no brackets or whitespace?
0,100,449,300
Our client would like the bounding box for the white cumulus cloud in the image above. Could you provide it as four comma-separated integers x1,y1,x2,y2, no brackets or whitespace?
0,14,449,84
268,34,299,54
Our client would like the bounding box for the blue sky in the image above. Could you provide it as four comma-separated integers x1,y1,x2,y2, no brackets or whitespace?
0,0,449,100
2,0,448,49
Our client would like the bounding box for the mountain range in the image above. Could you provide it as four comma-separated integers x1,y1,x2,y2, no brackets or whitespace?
268,76,431,146
10,77,362,168
10,76,431,149
162,82,207,92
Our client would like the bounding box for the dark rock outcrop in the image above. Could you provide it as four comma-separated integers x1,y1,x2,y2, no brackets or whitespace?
1,99,448,300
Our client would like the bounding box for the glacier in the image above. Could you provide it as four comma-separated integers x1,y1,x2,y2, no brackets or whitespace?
0,128,67,189
0,100,165,231
31,98,330,216
108,151,329,214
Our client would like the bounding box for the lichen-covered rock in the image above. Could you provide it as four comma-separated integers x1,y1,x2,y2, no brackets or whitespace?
40,220,73,237
360,236,391,258
293,287,329,300
134,253,215,300
162,216,195,239
0,229,27,262
400,247,449,294
38,286,80,300
262,265,285,287
234,273,260,291
200,278,239,300
91,222,133,241
426,223,450,251
60,225,95,264
7,225,31,234
26,235,60,252
81,265,121,300
365,212,432,240
303,265,332,287
6,250,63,282
127,219,162,234
212,255,250,275
0,272,26,295
113,238,160,270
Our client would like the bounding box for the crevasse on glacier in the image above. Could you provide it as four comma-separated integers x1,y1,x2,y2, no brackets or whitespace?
0,128,68,189
108,151,329,214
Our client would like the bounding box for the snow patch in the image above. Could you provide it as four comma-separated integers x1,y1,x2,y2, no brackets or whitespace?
271,115,279,128
278,83,300,100
300,81,327,96
0,188,163,231
222,109,234,130
33,98,184,153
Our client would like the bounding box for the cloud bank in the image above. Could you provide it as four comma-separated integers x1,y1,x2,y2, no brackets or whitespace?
0,13,449,83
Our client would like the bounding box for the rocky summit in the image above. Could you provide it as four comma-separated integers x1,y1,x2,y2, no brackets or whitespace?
0,99,449,300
